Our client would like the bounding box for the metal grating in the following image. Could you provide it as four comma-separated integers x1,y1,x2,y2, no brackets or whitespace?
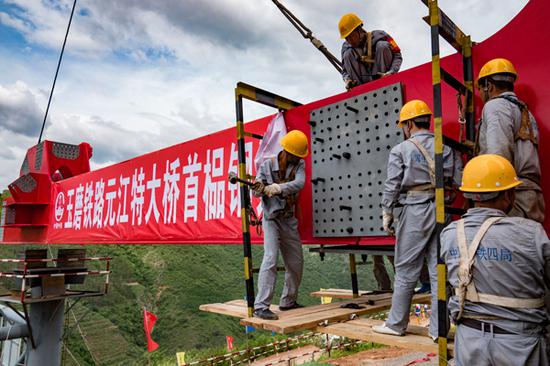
20,156,29,175
309,82,404,237
52,142,80,160
13,174,37,193
34,141,44,171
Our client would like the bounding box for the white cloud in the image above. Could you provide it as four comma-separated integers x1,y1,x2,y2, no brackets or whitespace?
0,81,46,136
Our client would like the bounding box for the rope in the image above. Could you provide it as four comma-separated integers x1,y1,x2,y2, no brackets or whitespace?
38,0,78,143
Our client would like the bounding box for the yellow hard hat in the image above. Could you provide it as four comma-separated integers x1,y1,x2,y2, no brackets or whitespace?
477,58,518,86
460,154,522,193
280,130,309,158
339,13,363,39
398,100,432,127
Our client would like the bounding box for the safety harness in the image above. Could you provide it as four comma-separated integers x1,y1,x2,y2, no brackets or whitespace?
454,217,545,320
349,32,400,81
495,95,538,145
274,157,300,218
475,95,538,155
406,138,436,196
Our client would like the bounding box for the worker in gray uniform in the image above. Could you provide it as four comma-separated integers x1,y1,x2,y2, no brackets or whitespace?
338,13,402,90
441,154,549,366
373,99,462,339
476,58,544,223
252,130,308,320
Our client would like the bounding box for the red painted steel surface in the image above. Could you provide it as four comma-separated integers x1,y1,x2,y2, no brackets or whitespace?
2,0,547,245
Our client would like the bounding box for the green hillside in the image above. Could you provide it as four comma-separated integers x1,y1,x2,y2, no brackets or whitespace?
0,243,388,365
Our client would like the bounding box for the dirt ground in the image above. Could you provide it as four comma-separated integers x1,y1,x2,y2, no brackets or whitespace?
325,348,441,366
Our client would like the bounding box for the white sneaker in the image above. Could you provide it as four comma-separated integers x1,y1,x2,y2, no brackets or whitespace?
372,323,404,336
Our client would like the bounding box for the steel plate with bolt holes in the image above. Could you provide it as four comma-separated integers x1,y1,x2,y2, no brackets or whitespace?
309,83,404,237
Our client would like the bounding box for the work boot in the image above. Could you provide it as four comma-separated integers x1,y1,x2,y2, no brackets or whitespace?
279,302,304,311
372,323,404,336
253,308,279,320
415,282,431,294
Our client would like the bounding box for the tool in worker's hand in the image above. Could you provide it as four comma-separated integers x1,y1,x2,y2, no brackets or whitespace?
228,171,251,186
228,172,265,194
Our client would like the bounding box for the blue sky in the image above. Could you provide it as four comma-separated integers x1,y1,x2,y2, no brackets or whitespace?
0,0,528,188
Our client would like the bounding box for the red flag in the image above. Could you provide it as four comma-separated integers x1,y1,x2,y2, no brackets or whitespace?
226,335,234,351
143,308,159,352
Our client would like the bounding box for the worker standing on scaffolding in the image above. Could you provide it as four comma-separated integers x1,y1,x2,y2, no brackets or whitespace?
441,154,549,366
476,58,544,223
373,100,462,340
338,13,402,91
252,130,308,320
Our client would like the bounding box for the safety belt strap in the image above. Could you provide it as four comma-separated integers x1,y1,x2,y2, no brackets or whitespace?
455,218,545,319
407,138,436,186
492,95,538,145
360,32,375,64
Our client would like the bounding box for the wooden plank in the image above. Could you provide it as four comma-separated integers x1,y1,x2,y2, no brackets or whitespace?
240,294,431,333
199,303,249,318
317,318,454,356
310,289,389,298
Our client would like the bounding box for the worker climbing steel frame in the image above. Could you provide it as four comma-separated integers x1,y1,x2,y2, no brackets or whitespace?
235,82,302,318
424,0,475,363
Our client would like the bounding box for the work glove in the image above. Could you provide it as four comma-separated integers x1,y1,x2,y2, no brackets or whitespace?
251,181,265,194
264,183,282,197
345,79,358,91
382,211,395,236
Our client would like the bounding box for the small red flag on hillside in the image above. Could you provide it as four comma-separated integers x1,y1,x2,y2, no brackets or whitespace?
226,335,234,351
143,308,159,352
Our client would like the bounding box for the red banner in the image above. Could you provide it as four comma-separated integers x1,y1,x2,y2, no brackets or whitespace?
47,119,269,244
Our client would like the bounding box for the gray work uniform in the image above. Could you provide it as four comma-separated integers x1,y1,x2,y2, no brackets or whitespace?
254,158,305,310
441,208,550,366
341,30,403,85
477,91,545,223
381,131,462,336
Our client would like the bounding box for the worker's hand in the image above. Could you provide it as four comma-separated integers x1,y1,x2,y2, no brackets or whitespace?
264,183,282,197
345,79,357,91
252,181,265,194
379,71,394,78
382,211,395,236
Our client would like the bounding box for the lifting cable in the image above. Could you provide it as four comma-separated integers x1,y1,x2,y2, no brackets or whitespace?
271,0,343,75
38,0,78,144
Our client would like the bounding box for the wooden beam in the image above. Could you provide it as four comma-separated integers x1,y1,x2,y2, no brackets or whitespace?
310,288,388,299
318,318,454,357
239,294,430,333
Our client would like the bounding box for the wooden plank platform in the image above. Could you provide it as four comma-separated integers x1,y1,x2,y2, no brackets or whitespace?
200,293,431,334
318,318,454,357
310,288,392,299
